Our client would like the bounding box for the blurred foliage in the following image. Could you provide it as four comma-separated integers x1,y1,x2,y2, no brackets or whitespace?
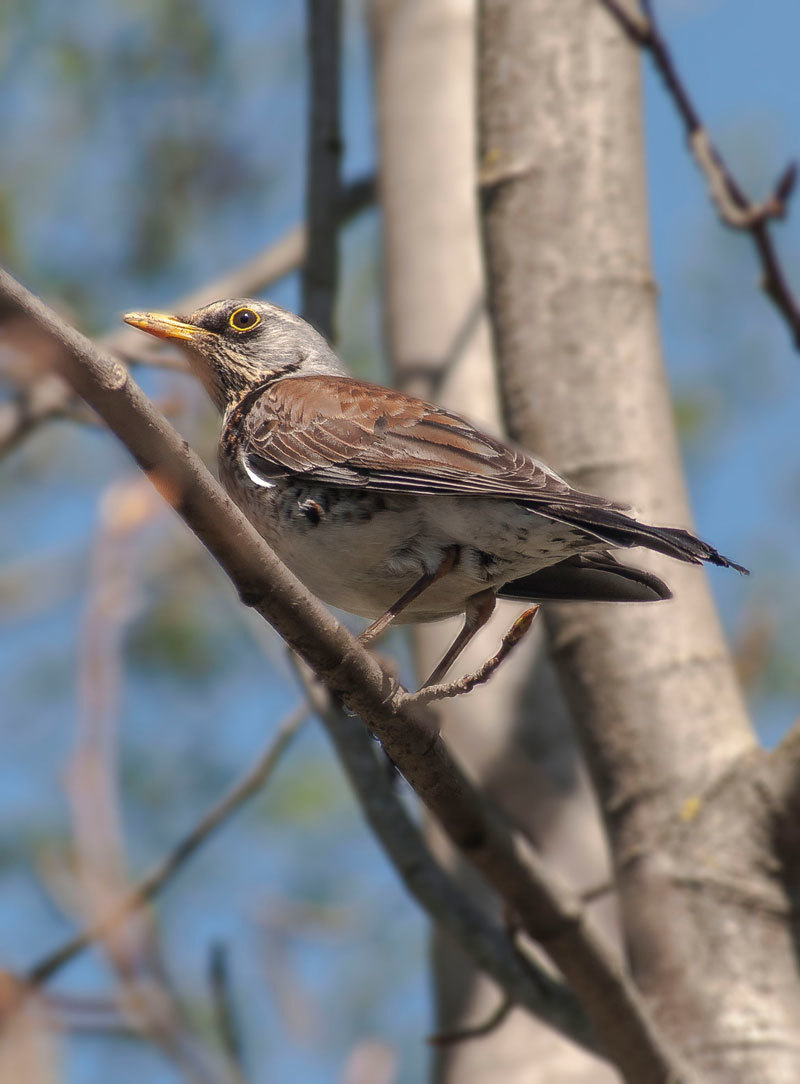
672,389,717,445
257,755,352,825
0,0,293,329
126,594,235,678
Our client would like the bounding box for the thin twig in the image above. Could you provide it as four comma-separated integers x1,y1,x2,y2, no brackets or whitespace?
0,374,72,456
395,294,485,401
68,477,158,982
208,943,245,1074
409,607,538,704
25,705,308,986
64,477,223,1082
598,0,800,348
428,993,513,1047
302,0,342,339
41,991,137,1036
290,657,595,1053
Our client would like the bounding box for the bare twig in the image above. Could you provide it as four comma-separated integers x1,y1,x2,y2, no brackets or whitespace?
291,658,595,1054
598,0,800,348
0,374,72,457
580,880,616,906
408,607,538,704
55,480,241,1083
68,478,158,979
1,268,693,1083
0,974,58,1084
428,993,513,1047
302,0,343,339
208,943,245,1077
40,991,136,1036
26,704,308,985
394,294,486,402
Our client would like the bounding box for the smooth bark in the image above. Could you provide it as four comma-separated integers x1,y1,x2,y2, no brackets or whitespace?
479,2,800,1079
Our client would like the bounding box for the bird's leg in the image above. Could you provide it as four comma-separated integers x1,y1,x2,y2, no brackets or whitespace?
410,606,538,703
422,588,497,688
358,546,460,646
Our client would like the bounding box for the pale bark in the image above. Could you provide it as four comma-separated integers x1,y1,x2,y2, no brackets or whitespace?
370,2,617,1080
479,2,800,1080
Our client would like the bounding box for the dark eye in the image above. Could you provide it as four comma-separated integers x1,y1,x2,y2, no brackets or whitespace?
229,307,261,331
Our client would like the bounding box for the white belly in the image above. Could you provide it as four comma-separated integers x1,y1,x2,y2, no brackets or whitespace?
221,462,597,621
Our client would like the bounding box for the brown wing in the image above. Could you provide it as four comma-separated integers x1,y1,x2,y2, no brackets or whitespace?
230,374,604,505
227,375,746,571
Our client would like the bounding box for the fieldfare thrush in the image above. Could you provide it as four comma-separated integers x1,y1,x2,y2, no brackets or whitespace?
124,299,746,686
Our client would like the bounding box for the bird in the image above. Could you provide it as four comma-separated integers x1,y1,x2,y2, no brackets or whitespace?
123,298,747,686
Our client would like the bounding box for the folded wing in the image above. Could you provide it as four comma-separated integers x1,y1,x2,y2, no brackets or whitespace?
230,375,746,573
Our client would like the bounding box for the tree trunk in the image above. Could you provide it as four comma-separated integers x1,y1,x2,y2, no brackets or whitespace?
478,2,800,1080
370,1,618,1079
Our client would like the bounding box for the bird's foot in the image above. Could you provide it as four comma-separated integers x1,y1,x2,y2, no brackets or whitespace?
407,606,538,705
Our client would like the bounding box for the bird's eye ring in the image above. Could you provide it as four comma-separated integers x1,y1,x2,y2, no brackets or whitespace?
229,307,261,332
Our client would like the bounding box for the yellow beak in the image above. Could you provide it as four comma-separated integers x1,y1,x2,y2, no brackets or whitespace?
123,311,211,343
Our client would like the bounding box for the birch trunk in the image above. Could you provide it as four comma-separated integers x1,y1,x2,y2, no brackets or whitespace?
478,2,800,1080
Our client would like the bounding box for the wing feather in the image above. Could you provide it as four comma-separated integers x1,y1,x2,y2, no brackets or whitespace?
233,375,602,506
224,375,747,573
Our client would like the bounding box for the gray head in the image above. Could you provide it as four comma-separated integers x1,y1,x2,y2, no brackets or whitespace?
123,298,345,412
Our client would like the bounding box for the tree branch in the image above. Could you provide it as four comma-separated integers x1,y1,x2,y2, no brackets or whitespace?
292,659,595,1054
0,374,72,457
0,267,691,1083
597,0,800,348
302,0,342,339
26,704,308,985
428,992,513,1047
208,943,245,1078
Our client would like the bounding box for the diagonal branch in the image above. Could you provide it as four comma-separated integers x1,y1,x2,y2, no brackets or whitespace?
428,992,513,1047
0,267,692,1083
26,704,308,986
293,660,595,1053
0,374,73,457
598,0,800,348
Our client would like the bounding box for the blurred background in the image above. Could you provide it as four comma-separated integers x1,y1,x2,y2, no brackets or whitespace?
0,0,798,1080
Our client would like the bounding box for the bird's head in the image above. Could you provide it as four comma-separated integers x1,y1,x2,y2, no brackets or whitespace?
123,298,345,412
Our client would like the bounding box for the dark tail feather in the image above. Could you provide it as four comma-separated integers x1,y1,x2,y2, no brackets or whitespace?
545,505,749,575
498,553,672,604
